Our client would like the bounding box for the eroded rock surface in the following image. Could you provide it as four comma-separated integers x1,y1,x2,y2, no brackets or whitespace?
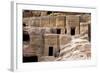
55,35,91,61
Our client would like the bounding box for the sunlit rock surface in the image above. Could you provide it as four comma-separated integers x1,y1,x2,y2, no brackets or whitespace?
55,35,91,61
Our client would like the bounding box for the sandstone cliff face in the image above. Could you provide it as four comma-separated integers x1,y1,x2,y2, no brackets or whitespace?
23,10,91,62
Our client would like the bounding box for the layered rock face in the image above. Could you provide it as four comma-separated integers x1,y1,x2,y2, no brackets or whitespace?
23,10,91,62
55,35,91,61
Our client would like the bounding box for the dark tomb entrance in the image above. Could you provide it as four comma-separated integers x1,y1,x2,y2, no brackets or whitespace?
49,46,53,56
23,31,30,42
71,27,75,35
57,29,61,34
23,23,26,27
65,28,67,34
23,56,38,62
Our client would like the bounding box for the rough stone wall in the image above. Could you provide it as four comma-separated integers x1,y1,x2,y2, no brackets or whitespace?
44,34,58,56
40,11,47,16
80,22,90,40
29,28,44,56
41,16,50,27
56,16,66,27
23,10,33,17
40,16,56,27
66,15,80,26
23,17,31,26
49,16,56,27
30,17,41,27
30,35,43,56
80,14,91,22
31,11,41,16
59,35,72,48
80,22,89,35
66,15,80,35
23,15,66,28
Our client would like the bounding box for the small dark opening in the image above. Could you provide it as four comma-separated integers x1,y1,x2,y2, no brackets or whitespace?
57,29,61,34
23,31,30,42
23,56,38,62
65,29,67,34
71,27,75,35
49,46,53,56
47,11,52,15
23,23,26,27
